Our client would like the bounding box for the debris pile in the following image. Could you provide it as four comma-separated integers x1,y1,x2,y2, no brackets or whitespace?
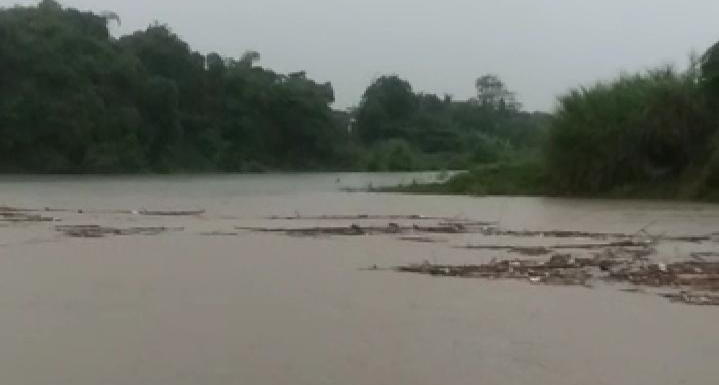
609,261,719,291
396,254,605,287
394,254,719,306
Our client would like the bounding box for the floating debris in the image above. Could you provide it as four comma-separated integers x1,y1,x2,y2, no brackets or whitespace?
264,214,491,222
608,261,719,291
235,223,486,237
238,220,712,247
396,254,598,287
199,231,240,236
235,218,500,236
55,225,182,238
552,240,654,249
394,255,719,305
412,223,477,234
619,287,644,293
660,292,719,306
138,209,205,216
478,228,711,243
0,211,58,223
398,235,446,244
478,228,624,240
0,206,33,212
460,244,553,256
459,238,656,257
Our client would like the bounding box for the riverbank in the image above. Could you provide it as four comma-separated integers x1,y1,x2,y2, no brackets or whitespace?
386,161,719,202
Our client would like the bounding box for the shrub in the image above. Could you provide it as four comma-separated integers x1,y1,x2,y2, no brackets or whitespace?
547,66,716,194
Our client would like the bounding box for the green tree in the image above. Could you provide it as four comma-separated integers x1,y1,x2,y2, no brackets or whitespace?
354,76,418,144
475,74,521,111
701,41,719,99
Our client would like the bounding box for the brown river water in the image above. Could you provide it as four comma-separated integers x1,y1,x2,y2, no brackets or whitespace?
0,173,718,385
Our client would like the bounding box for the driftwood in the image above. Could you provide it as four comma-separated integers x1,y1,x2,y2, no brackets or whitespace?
552,240,654,249
138,209,205,216
265,214,498,228
55,225,182,238
199,231,240,236
238,220,712,246
398,235,446,244
478,228,711,243
0,206,33,212
0,211,57,223
3,206,209,217
266,213,489,221
660,292,719,306
235,222,488,237
236,224,370,236
460,245,553,256
462,240,653,257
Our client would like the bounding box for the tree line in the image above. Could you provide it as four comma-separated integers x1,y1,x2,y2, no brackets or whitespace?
0,1,546,173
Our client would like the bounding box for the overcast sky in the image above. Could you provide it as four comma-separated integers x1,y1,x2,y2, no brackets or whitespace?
4,0,719,111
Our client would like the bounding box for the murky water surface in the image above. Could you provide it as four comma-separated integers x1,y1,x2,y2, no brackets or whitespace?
1,173,718,385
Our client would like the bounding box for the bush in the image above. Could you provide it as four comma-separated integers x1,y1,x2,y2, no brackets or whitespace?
547,67,716,194
389,160,547,196
366,139,421,171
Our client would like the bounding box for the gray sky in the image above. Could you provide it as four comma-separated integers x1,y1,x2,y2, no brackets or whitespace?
5,0,719,111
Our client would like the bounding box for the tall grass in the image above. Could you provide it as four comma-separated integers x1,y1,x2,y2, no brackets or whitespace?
546,66,717,197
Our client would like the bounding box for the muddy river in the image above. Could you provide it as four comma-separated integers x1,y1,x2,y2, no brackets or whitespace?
0,173,718,385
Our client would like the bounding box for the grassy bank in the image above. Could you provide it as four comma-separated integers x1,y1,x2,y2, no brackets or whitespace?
390,160,719,202
386,161,547,196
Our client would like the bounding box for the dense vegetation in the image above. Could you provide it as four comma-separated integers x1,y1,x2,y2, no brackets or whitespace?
0,1,350,172
0,1,546,173
546,65,718,199
352,75,548,171
405,48,719,200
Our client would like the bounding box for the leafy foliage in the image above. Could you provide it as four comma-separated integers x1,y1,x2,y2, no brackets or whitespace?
0,2,545,174
701,41,719,99
474,74,521,111
352,75,549,170
0,2,349,172
546,67,716,195
388,161,547,196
